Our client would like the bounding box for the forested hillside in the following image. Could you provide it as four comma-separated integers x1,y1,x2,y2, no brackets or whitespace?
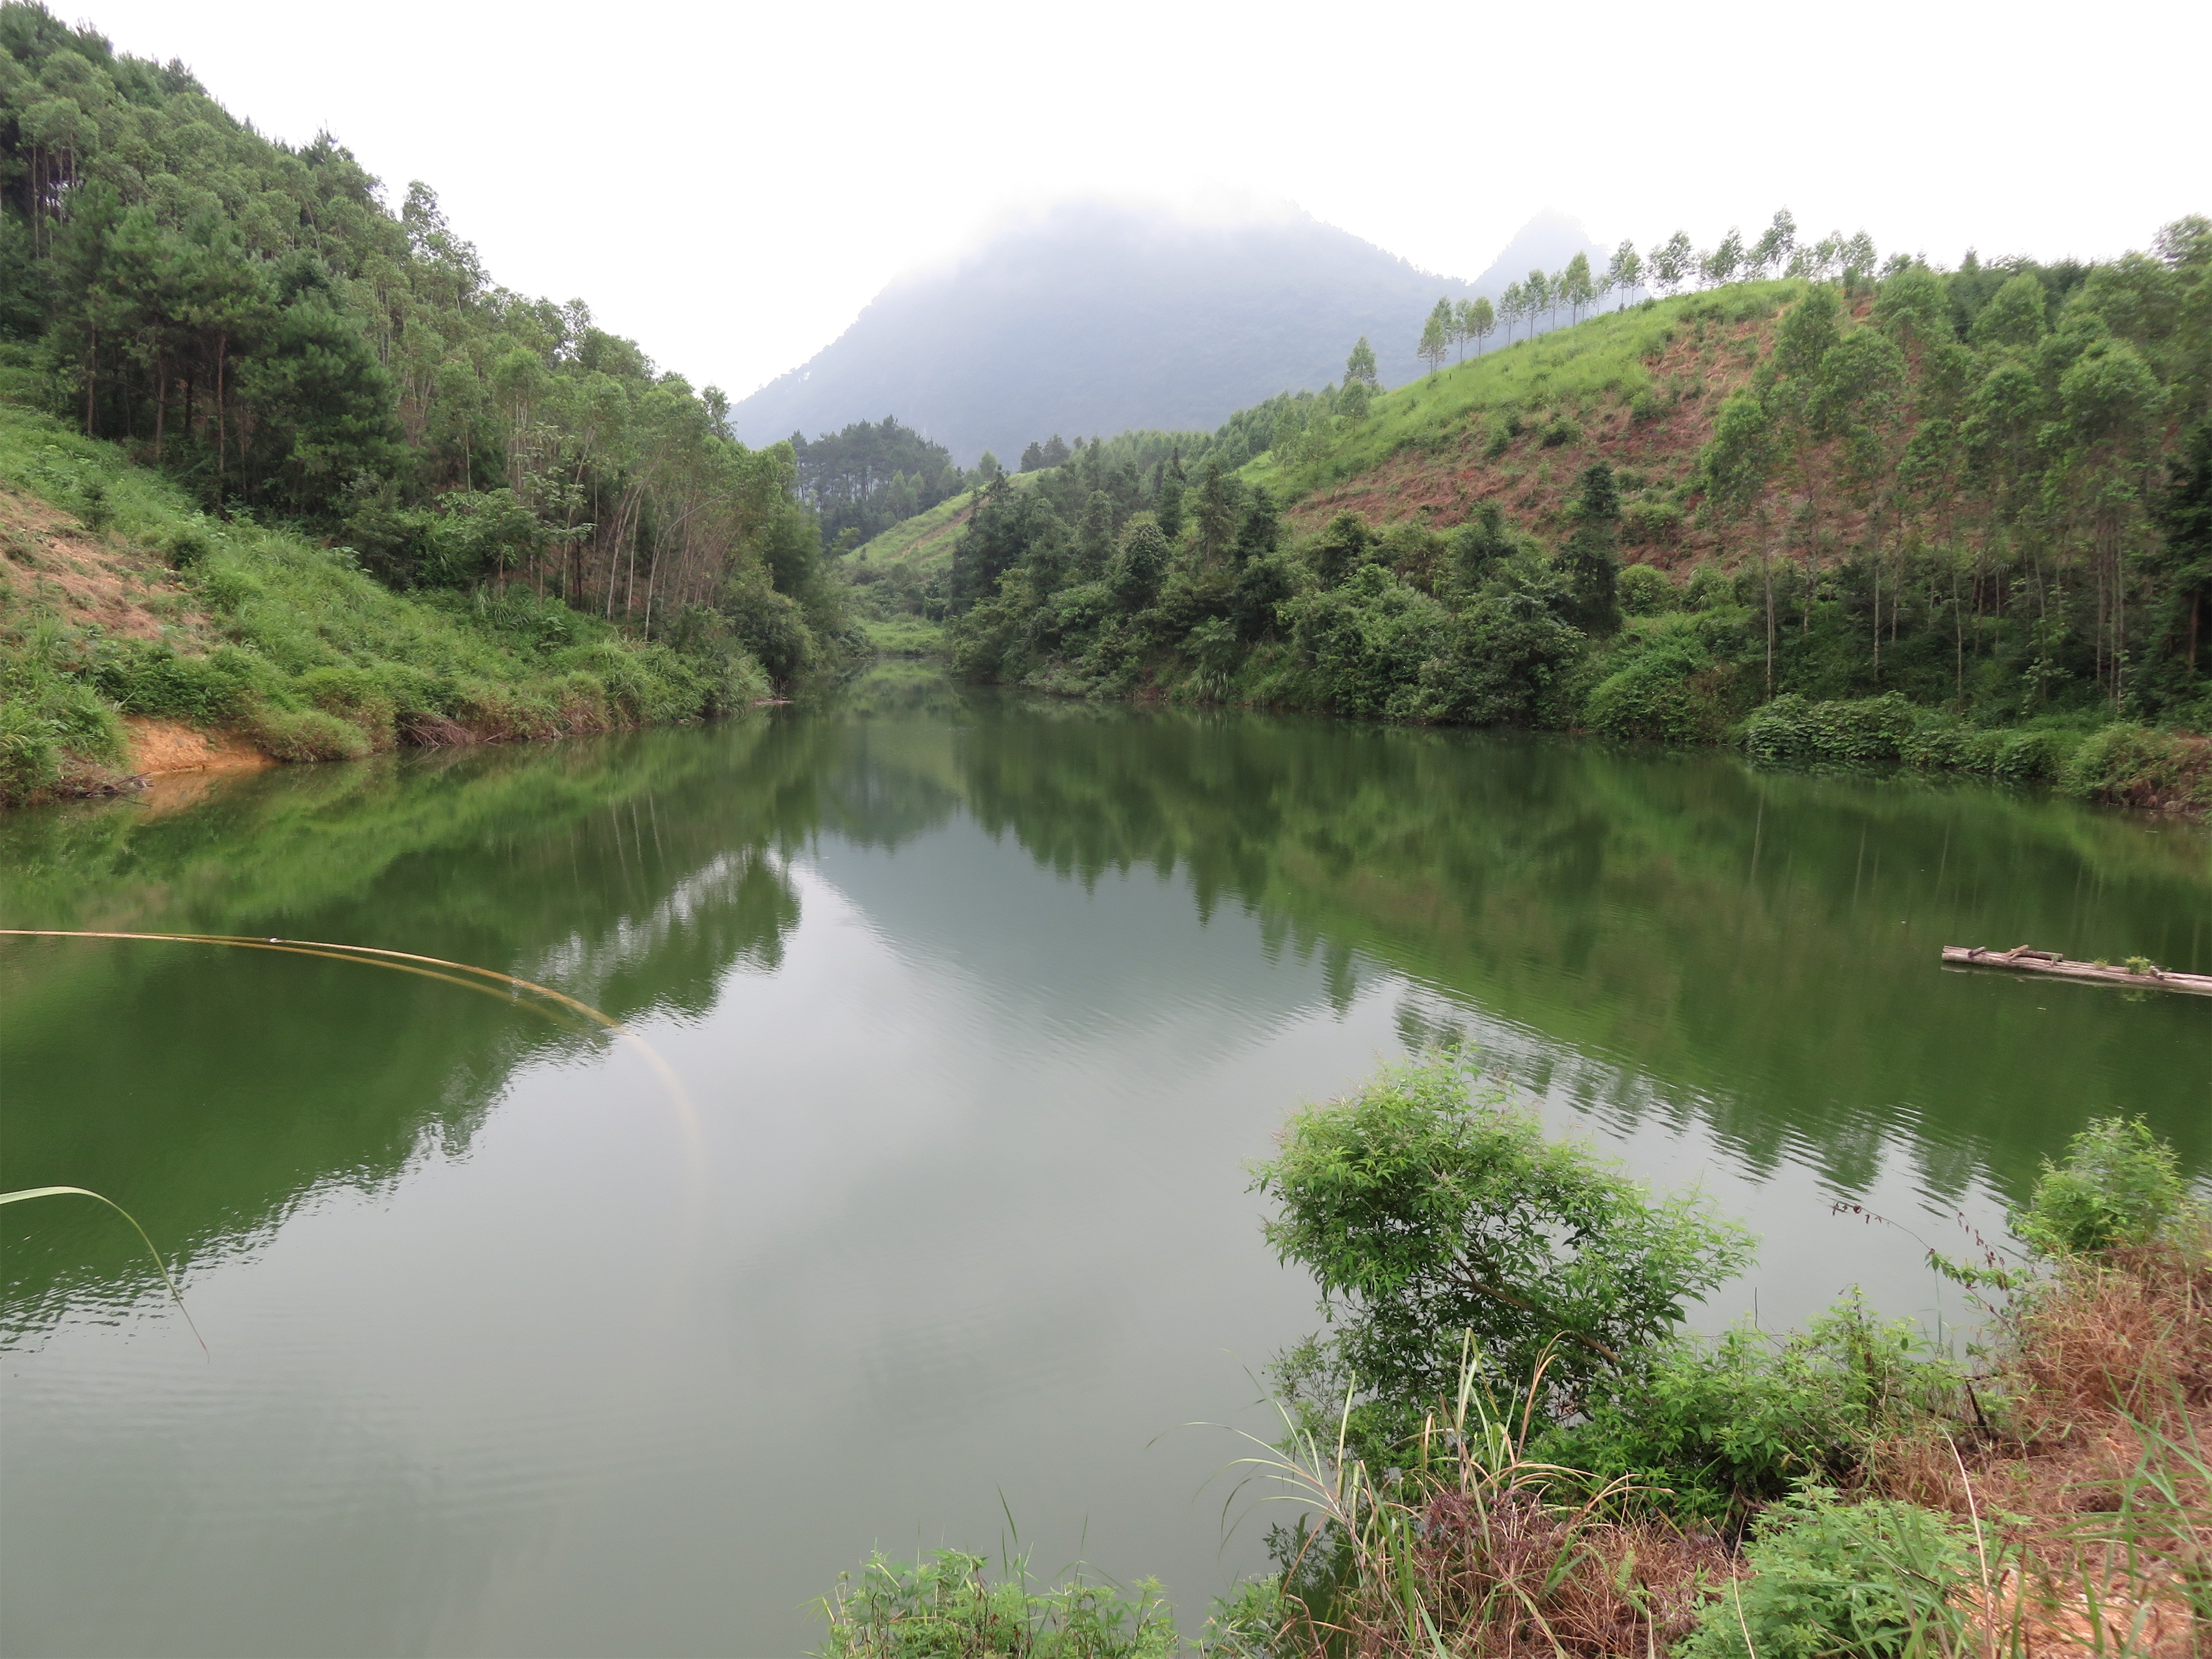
0,3,851,803
883,219,2212,810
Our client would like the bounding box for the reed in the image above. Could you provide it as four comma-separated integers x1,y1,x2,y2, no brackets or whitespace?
0,1185,204,1350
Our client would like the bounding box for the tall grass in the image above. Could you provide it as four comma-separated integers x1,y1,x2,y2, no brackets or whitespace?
816,1550,1178,1657
1216,1342,1735,1657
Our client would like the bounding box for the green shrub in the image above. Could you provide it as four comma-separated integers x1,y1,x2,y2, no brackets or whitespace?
1683,563,1732,612
1741,694,1920,767
1284,564,1451,720
1898,717,2005,774
1251,1053,1753,1452
2011,1115,2187,1258
1585,637,1735,744
1621,497,1685,548
1540,415,1583,448
0,644,127,802
1413,585,1584,727
818,1550,1176,1658
2059,724,2209,807
1616,562,1678,614
1992,727,2075,783
1541,1296,1963,1522
723,581,815,686
1678,1491,1970,1659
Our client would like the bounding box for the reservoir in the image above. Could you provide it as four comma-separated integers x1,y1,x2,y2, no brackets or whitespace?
3,671,2206,1656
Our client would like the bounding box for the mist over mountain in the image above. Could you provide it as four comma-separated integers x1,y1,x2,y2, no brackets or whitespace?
731,202,1604,465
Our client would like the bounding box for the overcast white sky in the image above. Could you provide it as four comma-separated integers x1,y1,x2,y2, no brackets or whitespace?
77,0,2209,400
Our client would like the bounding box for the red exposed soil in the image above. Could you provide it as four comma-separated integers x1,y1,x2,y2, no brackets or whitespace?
1286,307,1880,573
0,492,211,642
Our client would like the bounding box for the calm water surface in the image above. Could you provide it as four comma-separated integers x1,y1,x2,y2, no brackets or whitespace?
3,672,2207,1657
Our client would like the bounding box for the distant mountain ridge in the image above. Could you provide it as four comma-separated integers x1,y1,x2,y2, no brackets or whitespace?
731,202,1604,465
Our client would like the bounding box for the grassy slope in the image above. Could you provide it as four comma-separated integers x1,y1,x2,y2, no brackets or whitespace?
848,485,980,576
0,405,769,804
1244,280,1802,558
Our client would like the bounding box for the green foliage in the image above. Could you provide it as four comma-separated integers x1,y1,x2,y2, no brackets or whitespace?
1586,629,1738,744
0,615,125,801
1678,1491,1970,1659
817,1551,1176,1658
1541,1297,1965,1522
2058,723,2211,807
1283,564,1448,720
2009,1115,2188,1258
1107,517,1170,614
1555,460,1623,635
0,7,828,649
723,580,816,685
1616,562,1678,615
0,406,769,785
1251,1053,1755,1447
1741,693,1928,767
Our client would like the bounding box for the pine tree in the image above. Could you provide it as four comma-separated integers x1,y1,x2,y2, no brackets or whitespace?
1555,462,1623,635
1076,489,1116,581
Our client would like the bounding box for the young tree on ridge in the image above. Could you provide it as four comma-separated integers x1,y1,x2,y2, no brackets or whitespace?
1562,251,1595,324
1650,232,1693,296
1419,298,1453,374
1701,228,1745,288
1606,240,1642,309
1346,336,1380,388
1466,295,1496,354
1749,209,1796,278
1525,270,1551,333
1501,282,1526,344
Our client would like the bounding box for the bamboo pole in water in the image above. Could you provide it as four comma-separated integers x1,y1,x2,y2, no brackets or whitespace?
1940,944,2212,997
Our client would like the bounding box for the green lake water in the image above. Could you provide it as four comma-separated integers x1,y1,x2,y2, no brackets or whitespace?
3,670,2207,1656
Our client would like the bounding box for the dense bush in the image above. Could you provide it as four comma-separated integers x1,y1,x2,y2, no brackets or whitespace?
1740,692,1923,766
1541,1297,1963,1522
1283,565,1450,720
1677,1491,1970,1659
2058,723,2212,808
2010,1115,2189,1258
1585,630,1740,744
1251,1054,1753,1453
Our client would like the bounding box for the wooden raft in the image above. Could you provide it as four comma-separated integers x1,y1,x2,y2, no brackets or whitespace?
1941,945,2212,997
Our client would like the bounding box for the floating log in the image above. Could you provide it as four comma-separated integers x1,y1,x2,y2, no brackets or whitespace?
1941,945,2212,997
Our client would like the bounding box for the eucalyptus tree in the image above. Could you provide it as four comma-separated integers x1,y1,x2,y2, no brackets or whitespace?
1419,298,1453,373
1605,240,1643,309
1462,295,1496,354
1650,232,1694,296
1749,209,1797,278
1525,269,1552,331
1699,228,1745,288
1561,251,1595,324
